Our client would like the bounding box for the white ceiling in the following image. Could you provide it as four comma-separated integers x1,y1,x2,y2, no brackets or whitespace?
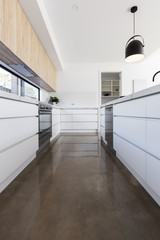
18,0,160,69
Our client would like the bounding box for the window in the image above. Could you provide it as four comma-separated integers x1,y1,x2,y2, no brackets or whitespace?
0,65,40,100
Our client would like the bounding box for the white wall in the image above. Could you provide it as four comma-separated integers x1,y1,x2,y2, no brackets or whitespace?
49,48,160,107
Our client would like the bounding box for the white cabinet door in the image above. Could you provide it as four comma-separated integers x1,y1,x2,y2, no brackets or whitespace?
0,135,38,184
146,154,160,196
0,117,38,151
114,117,145,150
114,98,145,117
146,119,160,159
146,94,160,119
52,124,60,139
114,134,146,180
73,114,98,122
0,99,38,118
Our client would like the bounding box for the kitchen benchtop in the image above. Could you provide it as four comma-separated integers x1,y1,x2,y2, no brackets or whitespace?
0,90,38,105
101,84,160,107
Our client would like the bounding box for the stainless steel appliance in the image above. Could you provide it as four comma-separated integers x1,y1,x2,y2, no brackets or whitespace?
37,102,52,153
105,105,115,153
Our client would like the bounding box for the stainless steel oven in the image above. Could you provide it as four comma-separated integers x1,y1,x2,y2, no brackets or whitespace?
37,102,52,153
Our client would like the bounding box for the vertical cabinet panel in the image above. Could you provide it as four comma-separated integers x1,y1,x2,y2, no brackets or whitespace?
146,119,160,159
146,94,160,118
146,154,160,196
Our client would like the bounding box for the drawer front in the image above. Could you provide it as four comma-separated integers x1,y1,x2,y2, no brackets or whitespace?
114,117,145,150
0,99,38,118
146,119,160,159
0,135,38,184
73,114,98,122
73,122,98,130
146,94,160,118
73,109,97,115
114,134,146,180
0,117,38,151
146,154,160,196
61,122,72,130
61,115,72,122
52,124,60,139
114,98,145,117
61,109,72,115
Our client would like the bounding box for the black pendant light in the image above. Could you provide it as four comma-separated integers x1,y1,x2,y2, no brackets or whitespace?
125,6,145,63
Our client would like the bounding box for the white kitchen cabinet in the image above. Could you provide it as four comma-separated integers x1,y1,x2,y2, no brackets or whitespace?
113,98,145,117
52,108,60,115
0,98,38,118
114,134,146,181
0,117,38,151
101,126,105,140
0,135,38,184
60,108,98,133
100,114,105,127
51,124,60,141
146,119,160,159
100,107,105,115
52,114,60,125
146,154,160,196
114,117,146,150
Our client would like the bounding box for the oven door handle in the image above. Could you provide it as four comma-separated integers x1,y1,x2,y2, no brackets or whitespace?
39,111,52,114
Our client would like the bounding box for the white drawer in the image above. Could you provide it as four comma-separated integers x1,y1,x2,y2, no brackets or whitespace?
73,122,97,130
0,99,38,118
73,109,97,115
146,154,160,196
114,117,145,150
52,124,60,139
61,122,72,130
146,94,160,118
61,115,72,122
61,109,72,115
0,117,38,151
114,98,145,117
114,134,146,180
0,135,38,184
146,119,160,159
73,114,98,122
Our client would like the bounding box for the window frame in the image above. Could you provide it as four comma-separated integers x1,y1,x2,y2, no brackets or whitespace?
0,64,40,101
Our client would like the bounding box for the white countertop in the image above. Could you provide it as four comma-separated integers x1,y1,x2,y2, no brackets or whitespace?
101,84,160,107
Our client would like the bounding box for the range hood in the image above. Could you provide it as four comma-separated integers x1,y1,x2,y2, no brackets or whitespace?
0,41,54,92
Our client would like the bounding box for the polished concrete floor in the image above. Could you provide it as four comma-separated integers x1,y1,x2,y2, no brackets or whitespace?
0,135,160,240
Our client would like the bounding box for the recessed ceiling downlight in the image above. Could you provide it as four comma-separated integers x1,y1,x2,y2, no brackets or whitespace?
72,4,78,11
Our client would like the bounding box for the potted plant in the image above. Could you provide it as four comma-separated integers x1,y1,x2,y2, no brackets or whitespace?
49,96,59,104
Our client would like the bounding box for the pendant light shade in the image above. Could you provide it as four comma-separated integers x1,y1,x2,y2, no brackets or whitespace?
125,6,145,63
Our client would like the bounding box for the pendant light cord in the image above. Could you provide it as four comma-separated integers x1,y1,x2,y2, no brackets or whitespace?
133,12,136,36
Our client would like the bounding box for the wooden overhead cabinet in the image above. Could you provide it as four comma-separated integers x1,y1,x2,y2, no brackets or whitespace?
0,0,56,91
